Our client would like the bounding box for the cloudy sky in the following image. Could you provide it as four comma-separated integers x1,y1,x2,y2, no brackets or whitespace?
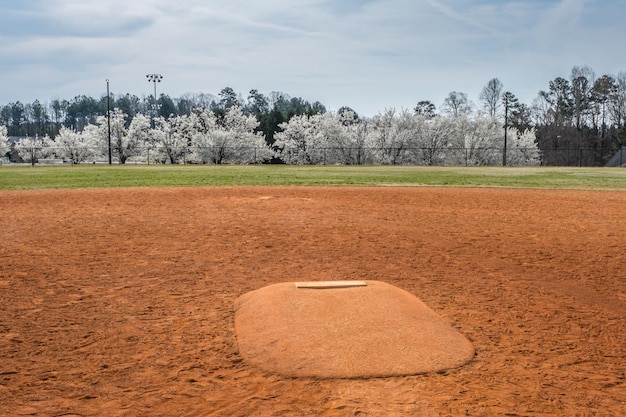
0,0,623,116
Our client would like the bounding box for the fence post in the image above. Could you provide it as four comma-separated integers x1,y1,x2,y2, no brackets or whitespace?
578,147,582,167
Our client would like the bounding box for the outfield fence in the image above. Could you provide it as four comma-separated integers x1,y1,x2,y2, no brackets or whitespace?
7,146,625,167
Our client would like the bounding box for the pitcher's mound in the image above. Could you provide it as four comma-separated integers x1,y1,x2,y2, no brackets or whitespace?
234,280,474,378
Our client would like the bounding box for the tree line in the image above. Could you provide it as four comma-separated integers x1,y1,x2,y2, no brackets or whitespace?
0,88,325,145
413,66,626,165
3,105,540,167
2,65,625,166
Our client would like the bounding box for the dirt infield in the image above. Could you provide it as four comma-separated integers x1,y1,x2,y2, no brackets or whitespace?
1,186,625,416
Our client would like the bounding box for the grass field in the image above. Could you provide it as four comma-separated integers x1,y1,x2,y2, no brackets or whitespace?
1,164,626,190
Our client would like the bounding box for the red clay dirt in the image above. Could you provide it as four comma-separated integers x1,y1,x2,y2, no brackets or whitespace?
1,186,625,416
234,280,475,379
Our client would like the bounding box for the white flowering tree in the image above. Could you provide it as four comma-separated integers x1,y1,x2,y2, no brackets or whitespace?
367,109,396,165
449,116,539,166
13,136,52,165
50,126,97,164
343,121,373,164
189,109,219,163
196,130,231,164
391,109,420,164
413,116,458,165
454,116,501,165
274,114,324,164
271,107,541,166
505,127,541,166
274,111,376,165
221,106,272,164
96,109,147,164
127,114,151,162
336,109,373,164
0,126,9,159
308,112,368,165
81,124,105,160
192,106,271,164
152,115,192,164
368,109,420,165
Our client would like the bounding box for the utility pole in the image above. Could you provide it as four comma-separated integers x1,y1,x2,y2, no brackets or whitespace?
106,79,112,165
502,93,509,167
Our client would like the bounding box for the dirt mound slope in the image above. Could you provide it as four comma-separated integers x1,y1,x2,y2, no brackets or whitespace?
235,280,474,378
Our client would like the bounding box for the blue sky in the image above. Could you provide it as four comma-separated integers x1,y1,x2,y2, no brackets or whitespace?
0,0,623,117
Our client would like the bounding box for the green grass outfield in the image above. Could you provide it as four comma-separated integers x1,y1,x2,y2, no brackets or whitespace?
1,164,626,190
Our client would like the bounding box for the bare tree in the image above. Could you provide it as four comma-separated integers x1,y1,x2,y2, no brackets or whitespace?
441,92,472,118
479,78,503,118
531,92,553,127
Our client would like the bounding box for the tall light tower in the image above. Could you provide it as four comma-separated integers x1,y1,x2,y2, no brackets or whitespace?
146,74,163,125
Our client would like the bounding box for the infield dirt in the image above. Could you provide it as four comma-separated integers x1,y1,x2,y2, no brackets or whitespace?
1,186,625,416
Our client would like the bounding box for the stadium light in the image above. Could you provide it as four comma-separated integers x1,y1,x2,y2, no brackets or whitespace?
146,74,163,124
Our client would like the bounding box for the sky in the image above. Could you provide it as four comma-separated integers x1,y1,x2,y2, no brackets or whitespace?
0,0,624,117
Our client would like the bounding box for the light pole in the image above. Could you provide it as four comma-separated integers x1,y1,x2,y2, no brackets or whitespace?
106,79,112,165
146,74,163,125
502,93,509,167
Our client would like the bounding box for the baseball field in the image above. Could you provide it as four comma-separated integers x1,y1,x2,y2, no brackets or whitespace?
1,166,625,416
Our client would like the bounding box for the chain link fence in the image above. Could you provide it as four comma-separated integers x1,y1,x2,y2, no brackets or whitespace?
7,145,625,167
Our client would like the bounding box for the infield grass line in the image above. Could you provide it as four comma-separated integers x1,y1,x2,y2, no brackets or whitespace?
1,165,626,190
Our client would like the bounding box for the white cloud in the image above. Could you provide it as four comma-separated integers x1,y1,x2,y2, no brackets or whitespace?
0,0,624,116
